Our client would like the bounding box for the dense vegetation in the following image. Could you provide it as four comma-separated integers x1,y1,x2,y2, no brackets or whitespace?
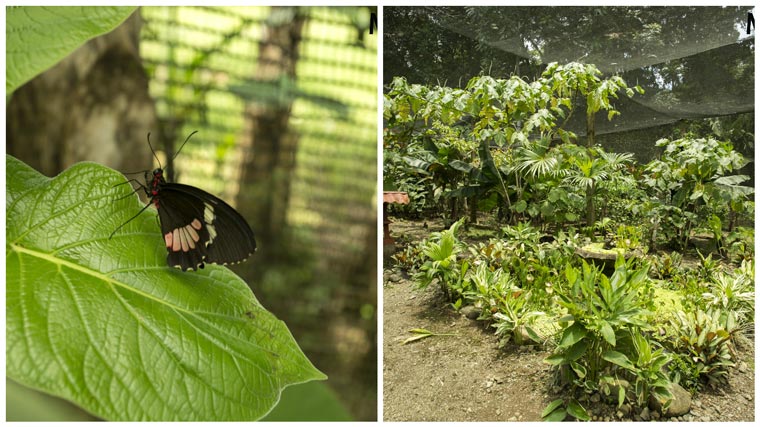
384,63,754,421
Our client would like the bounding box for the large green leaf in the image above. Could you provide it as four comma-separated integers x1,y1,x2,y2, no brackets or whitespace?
566,399,590,421
6,155,326,421
602,350,636,371
559,322,587,347
6,6,137,94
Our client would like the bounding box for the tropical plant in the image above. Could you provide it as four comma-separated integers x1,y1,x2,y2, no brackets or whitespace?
562,147,635,230
614,224,644,251
665,309,738,388
695,250,722,281
649,251,683,279
602,330,672,409
414,218,467,300
725,226,754,264
542,398,590,422
491,290,545,346
546,257,653,389
391,240,428,271
702,264,754,326
642,136,752,249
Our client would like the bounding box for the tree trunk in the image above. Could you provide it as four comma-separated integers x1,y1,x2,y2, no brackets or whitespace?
469,195,478,224
586,182,595,230
7,11,155,176
586,109,596,148
235,7,306,260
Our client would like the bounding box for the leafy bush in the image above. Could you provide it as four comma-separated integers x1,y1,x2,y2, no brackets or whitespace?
665,309,738,388
490,290,545,347
702,262,754,326
414,218,467,300
546,258,653,389
391,241,427,271
602,330,672,409
649,251,683,279
642,136,752,250
725,226,754,264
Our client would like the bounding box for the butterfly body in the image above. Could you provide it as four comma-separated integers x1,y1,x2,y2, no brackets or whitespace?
142,167,256,271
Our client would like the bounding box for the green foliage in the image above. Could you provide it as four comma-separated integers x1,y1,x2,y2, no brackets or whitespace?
696,250,722,282
667,353,704,394
665,309,738,388
391,241,427,271
725,226,754,264
466,261,518,311
642,136,752,249
384,62,643,224
541,398,589,421
414,218,467,300
547,258,652,390
491,292,544,346
649,251,683,280
701,261,754,326
602,331,672,408
6,6,137,94
614,224,644,251
5,155,325,421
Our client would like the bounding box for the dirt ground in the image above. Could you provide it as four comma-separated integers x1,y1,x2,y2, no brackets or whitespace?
383,272,553,421
382,223,755,422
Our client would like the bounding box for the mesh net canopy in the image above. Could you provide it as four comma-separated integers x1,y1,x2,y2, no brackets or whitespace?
384,6,754,142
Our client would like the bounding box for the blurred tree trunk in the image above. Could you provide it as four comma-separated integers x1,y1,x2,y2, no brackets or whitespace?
7,11,156,176
237,7,306,262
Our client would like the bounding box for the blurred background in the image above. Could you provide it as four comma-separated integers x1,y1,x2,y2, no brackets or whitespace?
6,6,377,421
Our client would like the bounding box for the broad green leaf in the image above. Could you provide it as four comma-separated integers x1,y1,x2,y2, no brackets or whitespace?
603,350,636,371
543,408,567,421
7,6,137,94
6,155,326,421
541,399,564,418
544,353,567,366
563,339,590,362
599,321,616,346
559,322,587,347
567,399,590,421
569,361,586,379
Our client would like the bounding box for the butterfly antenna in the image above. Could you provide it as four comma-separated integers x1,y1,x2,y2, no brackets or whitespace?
172,130,198,161
108,201,154,239
147,132,162,170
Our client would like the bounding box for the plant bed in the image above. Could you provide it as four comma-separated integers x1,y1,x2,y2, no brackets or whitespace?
384,217,755,422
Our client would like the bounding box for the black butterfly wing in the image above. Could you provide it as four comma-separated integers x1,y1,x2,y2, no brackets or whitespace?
158,183,256,270
155,185,211,270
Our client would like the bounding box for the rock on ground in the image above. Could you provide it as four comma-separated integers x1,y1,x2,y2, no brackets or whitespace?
650,382,691,417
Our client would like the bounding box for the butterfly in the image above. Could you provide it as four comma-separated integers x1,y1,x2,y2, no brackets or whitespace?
111,131,256,271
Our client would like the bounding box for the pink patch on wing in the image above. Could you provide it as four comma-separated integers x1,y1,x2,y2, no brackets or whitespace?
165,232,173,248
186,224,199,242
180,228,189,252
172,229,182,251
